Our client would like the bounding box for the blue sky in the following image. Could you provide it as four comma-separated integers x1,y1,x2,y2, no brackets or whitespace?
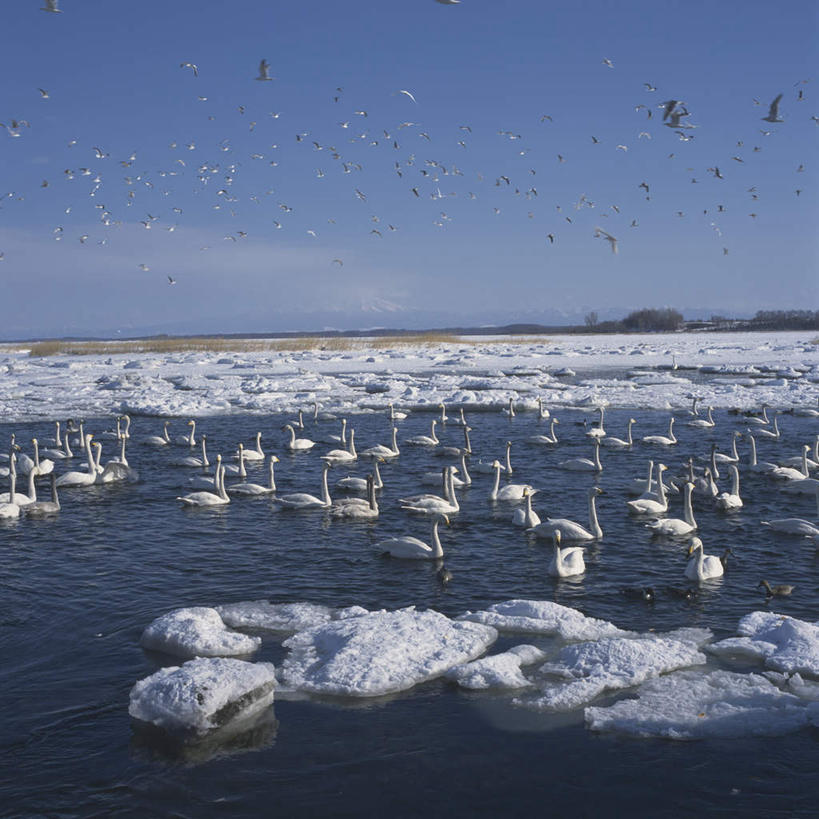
0,0,816,338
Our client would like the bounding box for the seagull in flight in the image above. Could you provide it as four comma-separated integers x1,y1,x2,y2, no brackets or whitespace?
397,89,417,104
38,88,50,99
41,0,62,12
180,62,198,77
256,59,274,81
167,275,176,285
435,0,460,4
594,227,618,254
602,58,614,68
761,93,784,123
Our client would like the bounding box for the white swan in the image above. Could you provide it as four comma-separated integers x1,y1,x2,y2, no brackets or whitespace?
331,474,379,519
241,432,265,461
502,397,516,418
747,434,779,474
685,537,724,581
99,437,139,483
99,416,123,440
277,462,333,509
779,475,819,496
642,416,677,446
421,454,470,487
769,446,810,482
744,405,771,426
646,482,697,535
388,402,408,422
337,459,384,492
175,419,197,447
450,407,469,427
324,418,347,445
537,397,550,419
0,454,36,506
227,455,279,496
177,457,230,507
558,439,602,473
405,419,439,446
56,436,101,487
222,444,247,477
713,430,741,463
627,460,656,496
313,401,337,422
143,421,171,446
40,434,74,460
29,439,54,476
686,396,702,416
513,488,541,528
401,466,454,503
793,398,819,418
688,405,715,429
377,513,449,560
172,436,209,468
715,464,743,510
529,418,559,445
488,460,534,502
686,460,718,497
283,424,315,452
753,413,781,440
289,410,305,431
627,463,669,514
529,486,603,541
360,426,400,459
401,466,459,515
760,486,819,535
438,402,449,424
779,436,819,470
548,531,586,578
435,424,472,458
24,472,61,516
321,429,357,465
601,418,635,449
585,406,606,439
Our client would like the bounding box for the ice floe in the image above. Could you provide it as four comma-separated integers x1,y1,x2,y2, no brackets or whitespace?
279,607,497,697
140,607,262,659
708,611,819,677
215,600,369,634
515,634,707,712
445,645,547,690
129,657,276,736
585,670,812,739
458,599,627,642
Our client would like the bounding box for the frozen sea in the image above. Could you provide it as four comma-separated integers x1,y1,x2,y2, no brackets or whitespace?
1,331,818,817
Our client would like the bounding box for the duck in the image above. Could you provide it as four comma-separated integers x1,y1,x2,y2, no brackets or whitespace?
715,465,743,510
528,418,559,445
360,426,400,459
227,455,279,496
276,461,333,509
687,405,716,429
601,418,636,449
620,586,655,603
529,486,603,541
405,419,439,447
684,537,724,581
627,463,669,514
143,421,172,447
283,424,315,452
758,579,794,597
321,429,357,465
642,416,677,446
377,513,449,560
177,457,230,507
558,439,602,473
23,472,61,516
646,482,697,535
488,460,535,502
513,488,541,528
547,531,586,578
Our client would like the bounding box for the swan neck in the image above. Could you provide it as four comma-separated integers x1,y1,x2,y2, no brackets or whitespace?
373,459,382,487
588,493,602,537
288,426,296,445
28,466,36,501
55,421,62,447
431,519,444,558
731,467,740,495
684,484,695,526
391,426,398,453
447,468,459,510
463,426,471,452
505,443,512,474
490,465,500,500
749,436,757,465
656,464,667,503
430,421,438,444
321,465,331,506
460,455,471,485
347,429,356,457
593,443,602,471
269,459,277,491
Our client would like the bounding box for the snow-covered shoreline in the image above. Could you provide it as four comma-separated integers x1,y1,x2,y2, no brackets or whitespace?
2,330,817,423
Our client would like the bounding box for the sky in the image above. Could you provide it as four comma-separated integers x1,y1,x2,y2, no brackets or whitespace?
0,0,816,339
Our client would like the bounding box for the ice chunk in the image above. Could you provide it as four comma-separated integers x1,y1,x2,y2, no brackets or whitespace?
445,645,547,690
140,607,261,659
129,657,276,736
280,607,497,697
709,612,819,676
458,600,626,642
215,601,369,634
586,670,810,739
516,636,706,712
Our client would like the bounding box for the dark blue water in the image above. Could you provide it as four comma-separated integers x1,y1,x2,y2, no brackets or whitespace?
1,407,817,818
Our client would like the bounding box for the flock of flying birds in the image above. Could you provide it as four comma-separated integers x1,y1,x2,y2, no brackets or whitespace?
0,1,814,288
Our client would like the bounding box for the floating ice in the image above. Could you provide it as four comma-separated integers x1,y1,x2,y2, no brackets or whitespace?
279,607,497,697
515,635,706,712
458,600,626,642
129,657,276,736
585,670,810,739
215,601,369,634
445,645,547,690
140,607,262,659
709,611,819,677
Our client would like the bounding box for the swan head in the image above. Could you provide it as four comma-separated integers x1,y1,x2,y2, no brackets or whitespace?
687,537,703,556
552,530,562,546
491,459,502,470
270,455,280,463
588,486,603,497
435,513,450,526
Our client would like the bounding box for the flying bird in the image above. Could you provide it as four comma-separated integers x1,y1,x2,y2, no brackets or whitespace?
435,0,460,4
397,90,417,104
594,227,618,254
38,88,49,99
602,58,614,68
256,59,274,81
41,0,61,11
180,62,198,77
762,93,784,123
167,275,176,285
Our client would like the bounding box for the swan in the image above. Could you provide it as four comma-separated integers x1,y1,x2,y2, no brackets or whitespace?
23,472,61,516
99,416,123,440
172,436,209,468
529,418,559,445
175,419,197,447
450,407,469,427
779,436,819,470
760,488,819,535
405,419,439,447
337,458,384,492
222,444,247,477
793,398,819,418
143,421,171,446
601,418,635,449
768,446,810,481
513,488,541,528
331,474,379,520
688,405,715,429
99,437,139,483
642,416,677,446
119,415,131,439
324,418,347,445
321,429,357,465
646,482,697,535
687,460,718,497
502,397,516,418
627,463,669,514
69,420,87,450
56,436,102,487
289,410,305,431
42,420,62,448
558,439,602,473
753,413,781,440
707,442,721,481
29,439,54,476
744,405,771,426
529,486,603,541
15,445,36,476
488,460,535,502
686,396,702,416
401,466,454,504
435,425,472,458
438,402,449,424
313,401,337,422
0,454,36,506
227,455,279,496
713,431,741,463
377,513,449,560
715,464,743,510
401,466,459,515
277,462,333,509
388,402,408,422
626,460,655,496
684,537,724,581
779,475,819,495
537,397,550,419
177,458,230,507
360,426,400,459
474,440,513,475
748,434,779,474
547,531,586,578
40,434,74,460
241,432,265,461
284,424,315,452
421,454,471,488
585,406,606,439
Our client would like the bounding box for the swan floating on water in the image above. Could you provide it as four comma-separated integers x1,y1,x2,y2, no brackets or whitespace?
646,481,696,535
529,486,603,541
642,416,677,446
405,419,439,447
513,488,541,528
377,513,449,560
277,462,333,509
558,439,602,473
177,457,229,507
227,455,279,496
488,460,534,502
528,418,559,445
547,531,585,578
684,537,724,582
627,463,669,514
143,421,171,447
601,418,635,449
715,464,743,510
284,424,315,452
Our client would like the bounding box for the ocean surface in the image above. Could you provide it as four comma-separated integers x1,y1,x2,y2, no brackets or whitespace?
1,402,818,818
